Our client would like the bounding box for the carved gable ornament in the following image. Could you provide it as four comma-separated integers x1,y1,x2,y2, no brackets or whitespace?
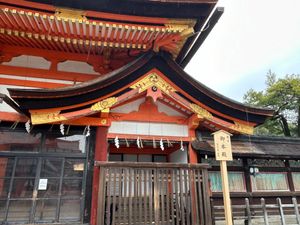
90,97,118,112
130,73,176,94
31,111,67,124
30,97,118,125
230,122,254,135
189,103,254,135
55,8,87,21
190,103,213,120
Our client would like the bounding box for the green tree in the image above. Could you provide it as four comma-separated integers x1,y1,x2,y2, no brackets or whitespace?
243,71,300,137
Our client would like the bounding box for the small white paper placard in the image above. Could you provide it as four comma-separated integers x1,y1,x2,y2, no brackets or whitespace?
38,179,48,190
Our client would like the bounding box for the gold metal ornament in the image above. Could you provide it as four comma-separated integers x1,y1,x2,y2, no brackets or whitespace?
165,19,196,32
31,111,67,124
230,122,254,135
55,8,87,21
130,73,176,94
190,104,213,119
100,119,107,125
90,97,118,112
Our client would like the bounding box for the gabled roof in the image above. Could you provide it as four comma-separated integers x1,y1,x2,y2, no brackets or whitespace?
8,51,273,125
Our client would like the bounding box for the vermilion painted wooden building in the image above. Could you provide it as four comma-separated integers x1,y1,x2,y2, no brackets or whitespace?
1,0,295,225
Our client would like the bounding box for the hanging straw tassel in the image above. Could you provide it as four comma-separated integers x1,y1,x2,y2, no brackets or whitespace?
153,137,157,148
83,126,87,135
114,136,120,149
86,125,90,137
125,138,130,147
25,120,31,133
167,139,173,147
83,125,90,136
160,138,164,151
180,139,184,151
60,124,65,135
137,136,141,149
66,125,71,135
140,138,143,148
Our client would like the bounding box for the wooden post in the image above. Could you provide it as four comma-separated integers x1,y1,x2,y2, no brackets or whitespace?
91,126,109,225
292,197,300,225
261,198,269,225
277,198,286,225
220,160,233,225
189,142,198,163
212,130,233,225
245,198,252,225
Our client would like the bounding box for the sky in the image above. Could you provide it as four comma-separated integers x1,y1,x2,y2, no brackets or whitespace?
185,0,300,102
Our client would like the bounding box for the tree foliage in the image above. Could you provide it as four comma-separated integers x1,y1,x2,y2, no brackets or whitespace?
243,71,300,137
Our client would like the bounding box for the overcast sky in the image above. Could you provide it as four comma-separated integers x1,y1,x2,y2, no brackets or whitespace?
185,0,300,102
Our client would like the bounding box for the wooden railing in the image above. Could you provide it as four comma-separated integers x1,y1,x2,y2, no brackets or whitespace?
212,197,300,225
95,162,212,225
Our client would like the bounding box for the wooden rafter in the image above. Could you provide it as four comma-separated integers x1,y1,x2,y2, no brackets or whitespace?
158,97,192,117
0,6,195,57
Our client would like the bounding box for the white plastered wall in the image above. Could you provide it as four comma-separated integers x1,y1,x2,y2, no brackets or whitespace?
156,101,185,116
57,60,99,75
2,55,100,75
2,55,51,70
110,98,145,114
109,121,188,137
111,98,186,116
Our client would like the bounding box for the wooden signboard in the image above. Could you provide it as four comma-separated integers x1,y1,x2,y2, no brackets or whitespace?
212,130,233,225
213,130,233,161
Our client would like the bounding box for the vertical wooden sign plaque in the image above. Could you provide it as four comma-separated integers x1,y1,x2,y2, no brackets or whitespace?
212,130,233,225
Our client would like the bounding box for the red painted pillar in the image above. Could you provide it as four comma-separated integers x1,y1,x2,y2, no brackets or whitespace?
188,141,198,163
90,126,109,225
188,128,198,164
188,130,199,222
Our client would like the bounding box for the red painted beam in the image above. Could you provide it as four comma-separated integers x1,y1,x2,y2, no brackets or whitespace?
0,77,69,88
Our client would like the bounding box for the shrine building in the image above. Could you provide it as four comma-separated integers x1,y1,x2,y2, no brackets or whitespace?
0,0,300,225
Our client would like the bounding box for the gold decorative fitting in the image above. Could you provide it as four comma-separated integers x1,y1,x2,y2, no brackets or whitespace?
165,19,196,32
55,8,87,21
180,28,195,38
100,119,107,125
230,122,254,135
31,111,66,124
190,104,213,119
167,19,196,26
165,24,187,33
130,73,176,94
91,97,118,112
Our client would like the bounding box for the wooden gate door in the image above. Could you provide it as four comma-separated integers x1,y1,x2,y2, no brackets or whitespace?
96,162,212,225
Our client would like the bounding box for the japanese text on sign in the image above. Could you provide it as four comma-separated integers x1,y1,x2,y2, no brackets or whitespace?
213,130,233,161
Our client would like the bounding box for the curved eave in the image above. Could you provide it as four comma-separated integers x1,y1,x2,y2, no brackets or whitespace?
178,7,224,67
164,58,274,117
27,0,216,19
8,51,274,124
1,1,221,66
